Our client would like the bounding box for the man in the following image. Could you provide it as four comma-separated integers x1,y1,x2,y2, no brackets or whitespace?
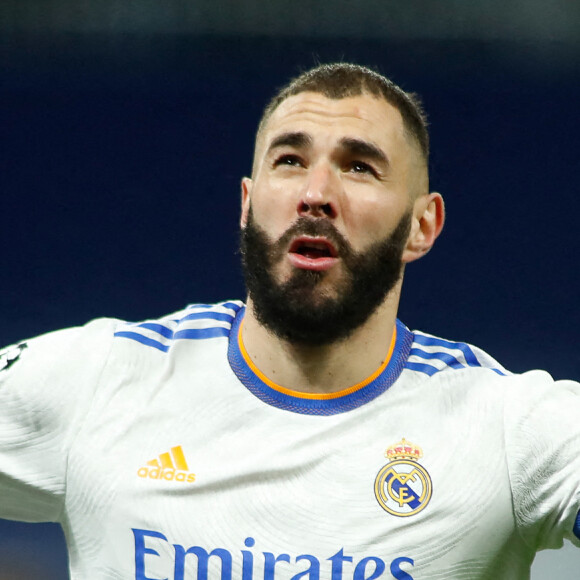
0,63,578,579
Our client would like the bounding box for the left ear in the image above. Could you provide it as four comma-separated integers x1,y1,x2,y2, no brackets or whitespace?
240,177,253,228
402,192,445,263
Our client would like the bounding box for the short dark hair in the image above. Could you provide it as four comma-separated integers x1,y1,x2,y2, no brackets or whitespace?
256,63,429,164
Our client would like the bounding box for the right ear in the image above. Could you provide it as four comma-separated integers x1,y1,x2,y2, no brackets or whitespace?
240,177,253,227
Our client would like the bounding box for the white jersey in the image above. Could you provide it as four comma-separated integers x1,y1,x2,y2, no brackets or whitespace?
1,300,579,580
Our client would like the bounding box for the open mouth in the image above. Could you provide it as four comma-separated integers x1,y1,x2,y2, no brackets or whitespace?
286,237,339,272
289,237,338,259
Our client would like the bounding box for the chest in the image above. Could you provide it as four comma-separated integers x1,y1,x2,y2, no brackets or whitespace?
63,366,522,579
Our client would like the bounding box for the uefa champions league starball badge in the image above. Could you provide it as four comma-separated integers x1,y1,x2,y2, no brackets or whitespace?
374,438,432,517
0,343,27,374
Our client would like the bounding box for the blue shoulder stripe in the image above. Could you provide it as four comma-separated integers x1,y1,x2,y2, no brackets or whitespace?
114,326,231,351
173,328,229,340
114,331,170,353
574,510,580,540
114,301,241,352
409,347,470,371
413,334,481,367
405,361,439,376
406,332,507,377
126,311,236,341
136,322,174,339
175,311,235,324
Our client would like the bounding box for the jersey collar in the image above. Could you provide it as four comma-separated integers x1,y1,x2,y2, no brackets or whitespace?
227,306,413,415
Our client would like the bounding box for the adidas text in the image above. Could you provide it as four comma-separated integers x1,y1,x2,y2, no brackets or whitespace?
137,467,196,483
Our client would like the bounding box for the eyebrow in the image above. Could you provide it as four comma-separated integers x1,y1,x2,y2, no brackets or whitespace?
266,131,312,154
339,137,389,166
265,132,389,167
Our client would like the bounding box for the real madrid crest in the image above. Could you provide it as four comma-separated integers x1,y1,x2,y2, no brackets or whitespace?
374,438,432,517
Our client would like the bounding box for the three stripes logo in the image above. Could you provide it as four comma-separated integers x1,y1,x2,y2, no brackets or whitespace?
137,445,196,483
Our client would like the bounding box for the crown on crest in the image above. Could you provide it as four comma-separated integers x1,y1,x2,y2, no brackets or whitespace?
385,438,423,461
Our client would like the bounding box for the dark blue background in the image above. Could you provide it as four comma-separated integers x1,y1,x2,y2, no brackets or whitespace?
1,36,579,576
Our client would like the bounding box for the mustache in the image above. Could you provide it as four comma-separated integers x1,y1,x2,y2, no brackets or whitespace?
272,217,352,258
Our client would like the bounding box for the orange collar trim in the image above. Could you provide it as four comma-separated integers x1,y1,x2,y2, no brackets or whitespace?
237,320,397,401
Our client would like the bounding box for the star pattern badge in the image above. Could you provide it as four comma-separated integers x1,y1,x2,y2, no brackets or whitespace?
0,343,28,373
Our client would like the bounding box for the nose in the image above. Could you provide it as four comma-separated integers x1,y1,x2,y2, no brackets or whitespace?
297,162,339,219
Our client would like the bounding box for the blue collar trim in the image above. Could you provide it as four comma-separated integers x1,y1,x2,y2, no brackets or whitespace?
227,307,413,416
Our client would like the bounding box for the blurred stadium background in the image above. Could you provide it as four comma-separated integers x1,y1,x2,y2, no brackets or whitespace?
1,1,579,577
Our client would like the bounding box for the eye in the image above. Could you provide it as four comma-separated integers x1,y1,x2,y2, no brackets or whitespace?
273,154,303,168
349,161,377,176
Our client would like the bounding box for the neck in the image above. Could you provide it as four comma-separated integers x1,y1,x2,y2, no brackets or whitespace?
240,288,401,394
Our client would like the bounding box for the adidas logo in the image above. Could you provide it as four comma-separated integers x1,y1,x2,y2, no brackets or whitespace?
137,445,196,483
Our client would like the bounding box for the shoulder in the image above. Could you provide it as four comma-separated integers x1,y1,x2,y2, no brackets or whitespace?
1,317,120,380
112,300,244,354
0,317,123,426
1,300,244,381
403,327,510,379
402,324,580,405
0,299,246,409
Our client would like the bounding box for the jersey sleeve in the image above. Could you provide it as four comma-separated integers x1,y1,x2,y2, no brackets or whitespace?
504,370,580,551
0,319,116,523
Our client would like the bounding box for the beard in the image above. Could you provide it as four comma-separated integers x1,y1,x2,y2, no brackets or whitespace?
240,208,411,346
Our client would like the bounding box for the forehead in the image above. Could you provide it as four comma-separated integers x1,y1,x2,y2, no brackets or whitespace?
257,91,409,155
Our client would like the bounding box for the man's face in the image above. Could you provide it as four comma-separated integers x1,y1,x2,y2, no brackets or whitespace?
240,92,425,344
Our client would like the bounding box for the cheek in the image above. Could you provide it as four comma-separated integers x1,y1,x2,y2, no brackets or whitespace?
344,199,405,247
253,204,287,235
250,186,298,237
